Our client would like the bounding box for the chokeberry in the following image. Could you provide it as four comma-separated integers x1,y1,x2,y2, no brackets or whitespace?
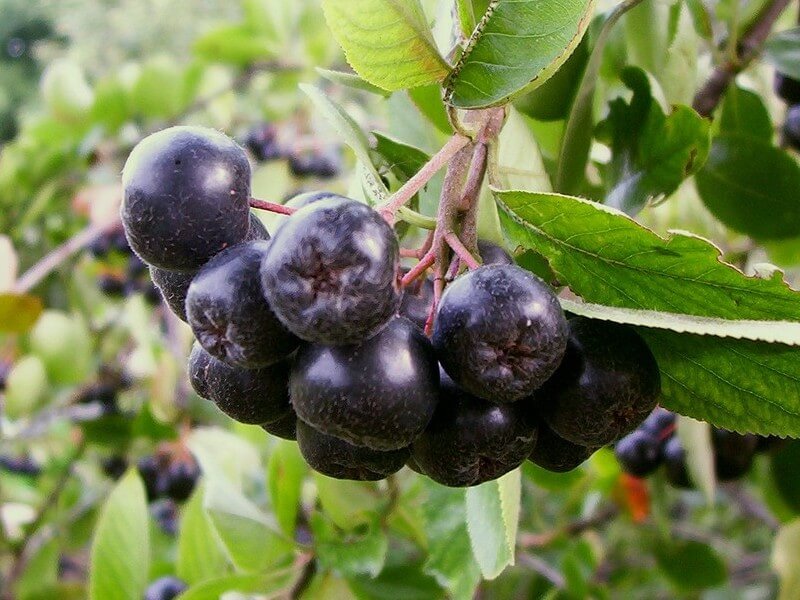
262,410,298,441
399,275,434,331
101,455,128,480
144,576,187,600
477,240,513,266
615,429,662,477
640,407,675,438
529,422,596,473
756,435,786,454
411,369,538,487
0,455,41,476
188,343,292,425
433,264,568,403
137,455,167,502
149,266,194,322
186,240,298,368
244,212,270,241
784,105,800,151
712,428,757,481
296,420,409,481
121,126,251,271
165,459,200,502
290,317,438,451
244,123,282,162
98,275,126,297
775,73,800,105
541,318,661,447
662,436,692,489
261,195,400,344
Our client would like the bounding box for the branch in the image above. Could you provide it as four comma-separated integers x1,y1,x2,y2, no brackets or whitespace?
289,553,317,600
249,197,297,216
518,505,619,548
692,0,793,117
14,219,121,294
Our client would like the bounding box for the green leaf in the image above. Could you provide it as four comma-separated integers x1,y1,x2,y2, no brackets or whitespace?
348,562,445,600
765,27,800,80
770,441,800,514
445,0,595,108
177,484,229,585
312,513,388,577
596,68,710,215
314,475,383,530
0,293,43,333
773,518,800,600
372,132,431,180
495,190,800,435
178,571,296,600
316,69,392,97
675,416,715,503
422,483,482,600
655,540,726,590
16,538,59,600
88,470,150,600
321,0,450,91
267,440,308,537
718,86,773,140
204,482,294,573
465,469,521,579
696,135,800,240
193,24,278,66
300,84,388,203
408,85,452,135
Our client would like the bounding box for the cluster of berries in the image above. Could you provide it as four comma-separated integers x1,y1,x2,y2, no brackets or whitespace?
136,449,201,504
120,126,662,488
615,408,781,487
88,226,160,305
776,72,800,151
244,123,341,179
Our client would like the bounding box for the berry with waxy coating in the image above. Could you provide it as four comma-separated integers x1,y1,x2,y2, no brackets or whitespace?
102,455,128,480
411,369,538,487
784,105,800,151
188,343,292,425
541,317,661,447
477,240,513,266
262,410,298,441
261,196,401,344
775,73,800,105
150,266,194,322
244,212,270,241
712,428,757,481
290,317,438,451
165,459,200,502
615,429,662,477
296,420,409,481
0,455,41,476
121,126,251,271
244,123,282,162
187,240,298,368
433,264,568,403
144,576,187,600
137,455,167,501
529,422,596,473
662,436,692,489
399,276,434,331
640,407,675,438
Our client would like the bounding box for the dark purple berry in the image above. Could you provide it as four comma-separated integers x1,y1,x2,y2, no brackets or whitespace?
290,317,439,451
433,264,568,403
398,276,433,331
149,267,193,322
296,420,409,481
529,422,596,473
261,196,400,344
98,275,127,297
186,240,299,368
477,240,513,265
775,73,800,105
712,428,757,481
261,410,298,441
121,126,251,271
615,429,662,477
541,318,661,447
662,436,692,489
0,455,41,476
165,459,200,502
784,105,800,151
137,456,167,502
144,576,187,600
640,407,676,438
244,212,270,241
101,455,128,480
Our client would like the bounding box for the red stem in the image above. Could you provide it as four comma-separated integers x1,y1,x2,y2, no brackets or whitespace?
249,198,296,215
444,232,480,270
401,251,436,287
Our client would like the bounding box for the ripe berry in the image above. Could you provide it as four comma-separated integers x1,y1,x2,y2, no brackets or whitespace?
289,150,340,179
97,275,126,297
261,196,400,344
0,455,41,476
411,369,538,487
153,501,179,536
433,264,568,403
121,126,251,271
149,267,194,322
101,455,128,480
262,411,298,441
529,422,596,473
784,105,800,151
244,123,282,162
640,407,675,438
712,428,757,481
399,276,434,331
541,318,661,447
188,343,292,425
756,435,786,454
291,317,438,451
244,212,270,241
775,73,800,105
615,429,662,477
144,576,187,600
296,420,409,481
165,459,201,502
137,455,167,501
662,436,692,489
186,240,298,368
477,240,513,266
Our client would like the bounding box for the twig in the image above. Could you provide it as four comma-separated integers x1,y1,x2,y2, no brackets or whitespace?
401,251,436,287
518,505,619,548
289,553,317,600
14,219,121,293
378,133,471,224
249,198,297,216
515,554,566,589
444,232,480,270
692,0,793,116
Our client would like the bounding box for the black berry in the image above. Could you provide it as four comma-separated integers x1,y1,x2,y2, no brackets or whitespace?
137,455,167,502
712,428,757,481
529,422,596,473
411,369,538,487
262,410,298,441
784,105,800,151
296,420,409,481
261,195,400,344
775,73,800,105
290,317,439,451
398,275,433,331
615,429,662,477
477,240,513,265
149,266,194,322
640,407,675,438
433,264,568,403
244,212,270,241
144,576,187,600
121,126,251,271
541,318,661,447
662,436,692,489
188,343,293,425
165,459,201,502
101,455,128,480
186,240,298,368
